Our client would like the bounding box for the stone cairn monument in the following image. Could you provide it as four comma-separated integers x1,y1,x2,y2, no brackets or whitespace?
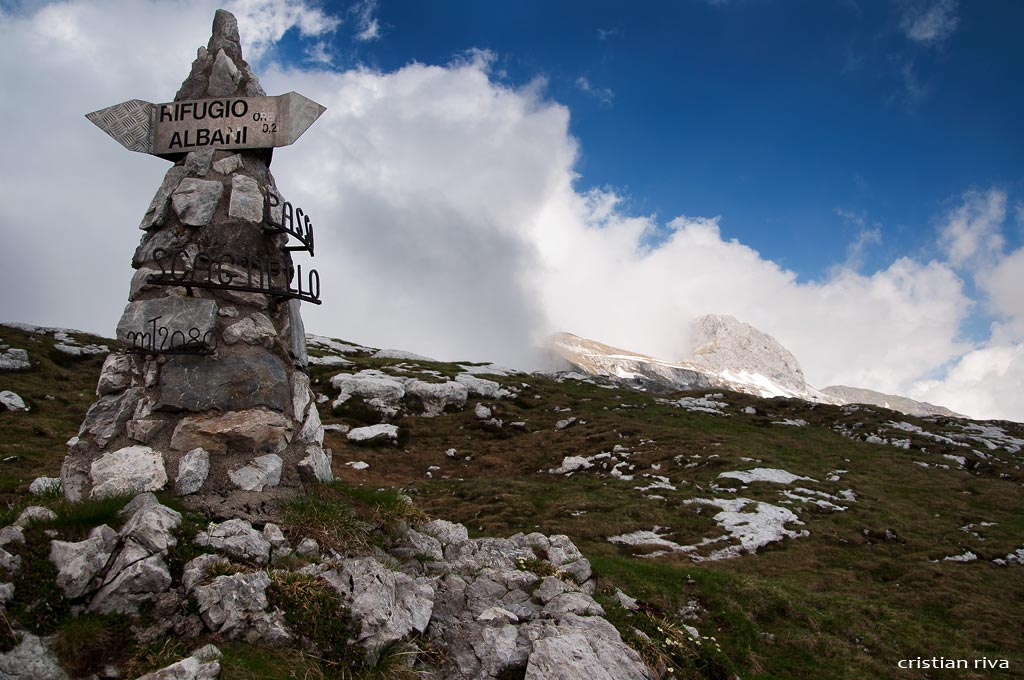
64,10,331,517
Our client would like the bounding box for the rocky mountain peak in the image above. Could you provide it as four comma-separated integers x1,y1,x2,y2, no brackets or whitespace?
684,314,807,394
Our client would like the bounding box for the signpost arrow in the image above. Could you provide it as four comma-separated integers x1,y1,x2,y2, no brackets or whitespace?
86,92,326,157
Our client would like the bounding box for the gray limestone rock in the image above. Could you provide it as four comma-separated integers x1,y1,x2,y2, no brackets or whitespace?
297,401,324,445
228,174,264,222
90,554,173,615
133,227,186,269
89,444,168,498
0,390,27,412
170,408,291,454
0,633,69,680
546,535,583,567
542,592,604,618
176,447,210,495
192,570,291,643
172,178,224,227
0,525,25,548
139,165,187,231
404,529,444,562
48,524,118,599
222,313,276,348
127,418,167,445
182,553,230,593
134,644,222,680
119,494,182,553
295,537,319,558
195,518,272,564
523,615,652,680
213,153,243,174
331,370,406,405
287,299,308,367
96,353,133,395
0,348,30,371
291,372,311,421
208,48,242,96
405,379,469,416
262,523,289,550
297,445,333,483
347,423,399,445
321,557,435,650
229,453,283,491
117,298,219,354
420,519,470,547
0,546,20,574
158,354,290,412
14,505,57,528
184,148,216,177
79,387,142,448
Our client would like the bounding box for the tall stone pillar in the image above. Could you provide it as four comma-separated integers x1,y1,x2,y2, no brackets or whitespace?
64,10,331,518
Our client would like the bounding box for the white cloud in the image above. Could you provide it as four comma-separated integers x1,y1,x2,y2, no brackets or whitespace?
351,0,381,42
938,188,1006,269
0,0,1020,421
227,0,340,62
899,0,959,46
575,76,614,105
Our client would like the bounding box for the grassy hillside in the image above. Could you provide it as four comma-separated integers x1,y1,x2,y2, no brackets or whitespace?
2,324,1022,679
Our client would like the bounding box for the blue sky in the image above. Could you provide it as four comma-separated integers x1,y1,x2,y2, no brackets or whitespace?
1,0,1023,419
276,0,1024,283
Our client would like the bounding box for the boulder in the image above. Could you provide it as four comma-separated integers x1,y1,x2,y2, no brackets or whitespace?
117,298,219,354
229,453,283,491
176,447,210,495
405,379,468,416
291,372,311,421
195,518,271,564
297,402,324,444
0,633,69,680
419,519,469,547
89,554,172,615
213,154,242,175
347,424,399,445
297,445,333,483
158,354,290,412
0,390,27,412
80,387,142,448
89,445,167,498
48,524,119,599
119,493,182,553
170,408,291,454
0,348,31,371
287,299,308,367
171,178,223,227
330,370,405,405
228,174,264,222
184,148,216,176
321,557,434,650
96,353,133,395
134,643,222,680
523,615,652,680
222,313,276,348
208,49,243,97
139,165,187,230
14,505,57,528
192,570,291,643
456,374,508,399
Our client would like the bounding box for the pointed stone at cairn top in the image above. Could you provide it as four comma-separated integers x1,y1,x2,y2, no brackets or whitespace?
176,9,266,102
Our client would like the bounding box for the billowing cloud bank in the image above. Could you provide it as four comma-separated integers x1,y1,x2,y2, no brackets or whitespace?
1,1,1021,420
